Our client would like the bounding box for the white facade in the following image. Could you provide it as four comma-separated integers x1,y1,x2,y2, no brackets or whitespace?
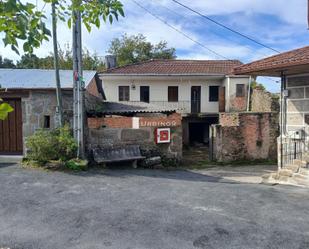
100,74,250,114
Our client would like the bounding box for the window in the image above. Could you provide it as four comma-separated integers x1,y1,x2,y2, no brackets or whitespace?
236,84,245,97
140,86,150,103
209,86,219,102
168,86,178,102
43,115,50,129
119,86,130,101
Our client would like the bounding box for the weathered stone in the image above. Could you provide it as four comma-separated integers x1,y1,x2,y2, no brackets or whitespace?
288,87,305,99
279,169,293,177
142,157,162,167
121,129,150,141
288,76,309,87
287,113,304,126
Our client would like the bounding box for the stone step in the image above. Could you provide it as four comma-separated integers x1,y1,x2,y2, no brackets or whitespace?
285,164,300,173
293,159,307,168
278,169,294,177
289,174,309,187
299,168,309,176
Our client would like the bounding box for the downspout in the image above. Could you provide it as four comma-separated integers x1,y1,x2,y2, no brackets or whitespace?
280,71,287,169
246,76,252,112
227,76,230,112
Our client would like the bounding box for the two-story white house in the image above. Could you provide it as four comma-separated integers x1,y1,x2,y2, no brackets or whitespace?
99,58,250,146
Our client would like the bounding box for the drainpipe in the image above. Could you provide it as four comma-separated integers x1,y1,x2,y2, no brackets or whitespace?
280,71,287,169
227,76,230,112
246,76,252,112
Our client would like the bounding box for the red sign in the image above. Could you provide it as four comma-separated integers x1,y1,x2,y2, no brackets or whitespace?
155,128,171,144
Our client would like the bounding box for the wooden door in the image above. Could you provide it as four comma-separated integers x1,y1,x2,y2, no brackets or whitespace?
140,86,150,103
0,99,23,155
219,86,226,112
191,86,201,113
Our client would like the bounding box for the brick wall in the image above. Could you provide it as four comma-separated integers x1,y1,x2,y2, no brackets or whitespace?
211,112,279,162
87,113,183,160
88,113,182,129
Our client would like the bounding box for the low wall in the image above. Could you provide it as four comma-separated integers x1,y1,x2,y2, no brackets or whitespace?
87,113,182,160
210,112,279,162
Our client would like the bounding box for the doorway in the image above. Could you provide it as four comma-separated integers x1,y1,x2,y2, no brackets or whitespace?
191,86,201,113
140,86,150,103
0,98,23,155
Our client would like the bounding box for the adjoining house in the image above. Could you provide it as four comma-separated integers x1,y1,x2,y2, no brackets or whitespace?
0,69,99,155
98,58,251,147
234,45,309,186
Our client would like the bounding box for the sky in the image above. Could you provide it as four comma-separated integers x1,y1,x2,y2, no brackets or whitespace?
1,0,309,92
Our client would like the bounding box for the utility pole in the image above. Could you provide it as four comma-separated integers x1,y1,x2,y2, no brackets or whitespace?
52,1,63,127
72,9,85,158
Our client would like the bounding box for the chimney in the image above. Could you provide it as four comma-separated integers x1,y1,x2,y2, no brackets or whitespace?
105,55,117,69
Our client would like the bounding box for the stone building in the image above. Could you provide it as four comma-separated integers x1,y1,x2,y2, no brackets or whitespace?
0,69,98,155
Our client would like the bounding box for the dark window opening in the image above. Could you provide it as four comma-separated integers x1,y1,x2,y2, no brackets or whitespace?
140,86,150,103
168,86,179,102
119,86,130,101
44,115,50,129
209,86,219,102
236,84,245,97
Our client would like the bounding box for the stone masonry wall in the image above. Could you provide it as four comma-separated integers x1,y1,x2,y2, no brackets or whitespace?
211,112,279,162
87,113,183,160
22,90,73,152
251,88,280,113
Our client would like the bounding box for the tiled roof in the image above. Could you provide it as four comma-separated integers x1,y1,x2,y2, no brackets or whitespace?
234,46,309,75
0,69,96,89
101,59,242,75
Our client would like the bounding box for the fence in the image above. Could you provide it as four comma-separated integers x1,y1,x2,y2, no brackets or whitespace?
280,129,308,168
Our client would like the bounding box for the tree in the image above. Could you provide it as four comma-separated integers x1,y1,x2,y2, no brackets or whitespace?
108,34,176,66
16,47,105,71
0,56,16,68
0,0,124,55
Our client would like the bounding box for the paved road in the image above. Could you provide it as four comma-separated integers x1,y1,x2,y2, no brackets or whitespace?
0,163,309,249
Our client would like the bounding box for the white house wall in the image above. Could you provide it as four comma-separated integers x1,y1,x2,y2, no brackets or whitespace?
101,75,250,114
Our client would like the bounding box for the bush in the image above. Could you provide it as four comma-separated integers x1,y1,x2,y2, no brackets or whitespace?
26,129,59,163
55,125,78,161
65,159,88,171
26,125,77,164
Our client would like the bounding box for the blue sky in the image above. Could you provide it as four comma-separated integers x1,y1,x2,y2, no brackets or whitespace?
1,0,309,92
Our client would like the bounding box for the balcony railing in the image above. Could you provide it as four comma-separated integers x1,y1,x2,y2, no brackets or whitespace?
118,101,191,113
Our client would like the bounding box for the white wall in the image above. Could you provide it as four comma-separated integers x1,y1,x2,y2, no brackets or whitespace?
100,75,249,114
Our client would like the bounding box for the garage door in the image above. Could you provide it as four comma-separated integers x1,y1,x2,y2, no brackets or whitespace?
0,99,23,155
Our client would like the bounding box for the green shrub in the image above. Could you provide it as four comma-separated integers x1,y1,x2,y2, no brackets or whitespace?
65,159,88,171
26,125,77,164
55,125,78,161
26,129,59,163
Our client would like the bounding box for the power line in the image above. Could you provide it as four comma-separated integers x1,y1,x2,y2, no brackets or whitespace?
130,0,230,60
155,1,274,61
170,0,281,54
131,0,279,83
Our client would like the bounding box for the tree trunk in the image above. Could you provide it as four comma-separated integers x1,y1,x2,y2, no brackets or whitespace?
52,1,64,127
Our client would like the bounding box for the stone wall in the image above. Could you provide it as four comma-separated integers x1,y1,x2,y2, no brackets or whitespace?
251,88,279,112
87,113,183,160
22,90,73,151
211,112,279,162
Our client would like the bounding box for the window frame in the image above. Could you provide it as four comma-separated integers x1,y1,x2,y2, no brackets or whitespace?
236,84,245,97
118,86,130,101
209,86,219,102
168,86,179,102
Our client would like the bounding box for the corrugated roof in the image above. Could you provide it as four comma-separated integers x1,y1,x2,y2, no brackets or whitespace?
234,46,309,76
87,101,177,115
100,59,242,75
0,69,96,89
